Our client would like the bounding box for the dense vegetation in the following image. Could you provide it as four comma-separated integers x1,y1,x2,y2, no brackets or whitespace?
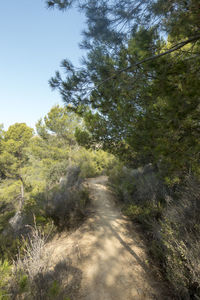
47,0,200,179
44,0,200,298
0,0,199,298
108,164,200,298
0,105,115,299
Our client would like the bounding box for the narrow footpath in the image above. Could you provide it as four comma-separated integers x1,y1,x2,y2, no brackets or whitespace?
47,176,171,300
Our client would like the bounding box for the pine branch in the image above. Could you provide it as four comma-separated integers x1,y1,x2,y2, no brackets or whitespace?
97,34,200,88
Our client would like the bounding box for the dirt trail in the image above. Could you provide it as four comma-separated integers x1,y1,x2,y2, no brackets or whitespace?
47,176,170,300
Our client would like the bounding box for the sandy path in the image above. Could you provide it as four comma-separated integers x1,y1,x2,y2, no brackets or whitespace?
47,176,170,300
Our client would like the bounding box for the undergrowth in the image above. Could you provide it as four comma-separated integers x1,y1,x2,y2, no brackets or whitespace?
108,164,200,299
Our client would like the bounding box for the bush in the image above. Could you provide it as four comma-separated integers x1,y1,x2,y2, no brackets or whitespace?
109,164,200,298
45,166,90,229
0,259,12,300
71,148,116,178
0,208,15,234
108,163,168,205
159,177,200,298
0,179,21,205
15,222,52,281
9,222,76,300
124,203,162,226
0,234,21,261
11,222,53,299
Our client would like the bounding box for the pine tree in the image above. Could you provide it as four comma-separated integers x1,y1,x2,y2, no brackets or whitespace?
45,0,200,176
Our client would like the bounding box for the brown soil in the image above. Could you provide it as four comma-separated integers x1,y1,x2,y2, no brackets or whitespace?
46,176,171,300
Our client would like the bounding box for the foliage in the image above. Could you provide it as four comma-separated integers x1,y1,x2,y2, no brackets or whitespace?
0,105,102,261
71,148,116,178
0,123,33,180
0,180,21,259
159,177,200,297
9,223,52,299
1,0,199,296
36,104,81,144
0,259,12,300
46,0,200,179
50,33,200,177
109,164,200,298
108,163,167,204
0,179,21,203
9,223,73,300
46,0,200,49
48,280,60,299
45,166,90,229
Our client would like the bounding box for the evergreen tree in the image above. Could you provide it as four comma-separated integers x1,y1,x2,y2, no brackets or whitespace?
0,123,34,208
45,0,200,177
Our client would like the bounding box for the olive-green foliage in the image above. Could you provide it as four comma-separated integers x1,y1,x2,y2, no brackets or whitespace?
0,229,22,261
0,210,15,234
47,0,200,179
48,280,60,299
109,164,200,298
0,180,21,230
0,104,116,289
0,180,17,233
108,163,135,201
0,125,35,261
158,178,200,297
71,148,116,178
108,163,167,205
18,274,29,293
0,179,21,204
46,166,90,229
124,203,162,227
0,180,21,259
0,259,12,300
28,135,70,186
109,164,165,231
36,104,81,143
0,107,78,259
0,123,33,180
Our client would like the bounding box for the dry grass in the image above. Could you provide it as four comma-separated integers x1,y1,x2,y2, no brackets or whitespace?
109,165,200,298
161,176,200,297
10,219,54,299
15,221,52,280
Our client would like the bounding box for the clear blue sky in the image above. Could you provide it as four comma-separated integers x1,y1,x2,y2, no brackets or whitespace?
0,0,85,130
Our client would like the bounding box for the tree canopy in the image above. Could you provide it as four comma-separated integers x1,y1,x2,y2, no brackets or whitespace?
46,0,200,178
0,123,33,180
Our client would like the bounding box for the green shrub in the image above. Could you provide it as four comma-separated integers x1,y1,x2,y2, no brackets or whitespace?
48,280,60,299
0,179,21,205
109,163,200,298
0,259,12,300
123,203,162,225
71,148,116,178
109,163,167,205
108,163,136,201
46,160,69,185
71,148,100,178
0,234,21,261
19,274,29,293
46,185,90,230
158,177,200,297
45,166,90,229
10,224,73,300
0,210,15,233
